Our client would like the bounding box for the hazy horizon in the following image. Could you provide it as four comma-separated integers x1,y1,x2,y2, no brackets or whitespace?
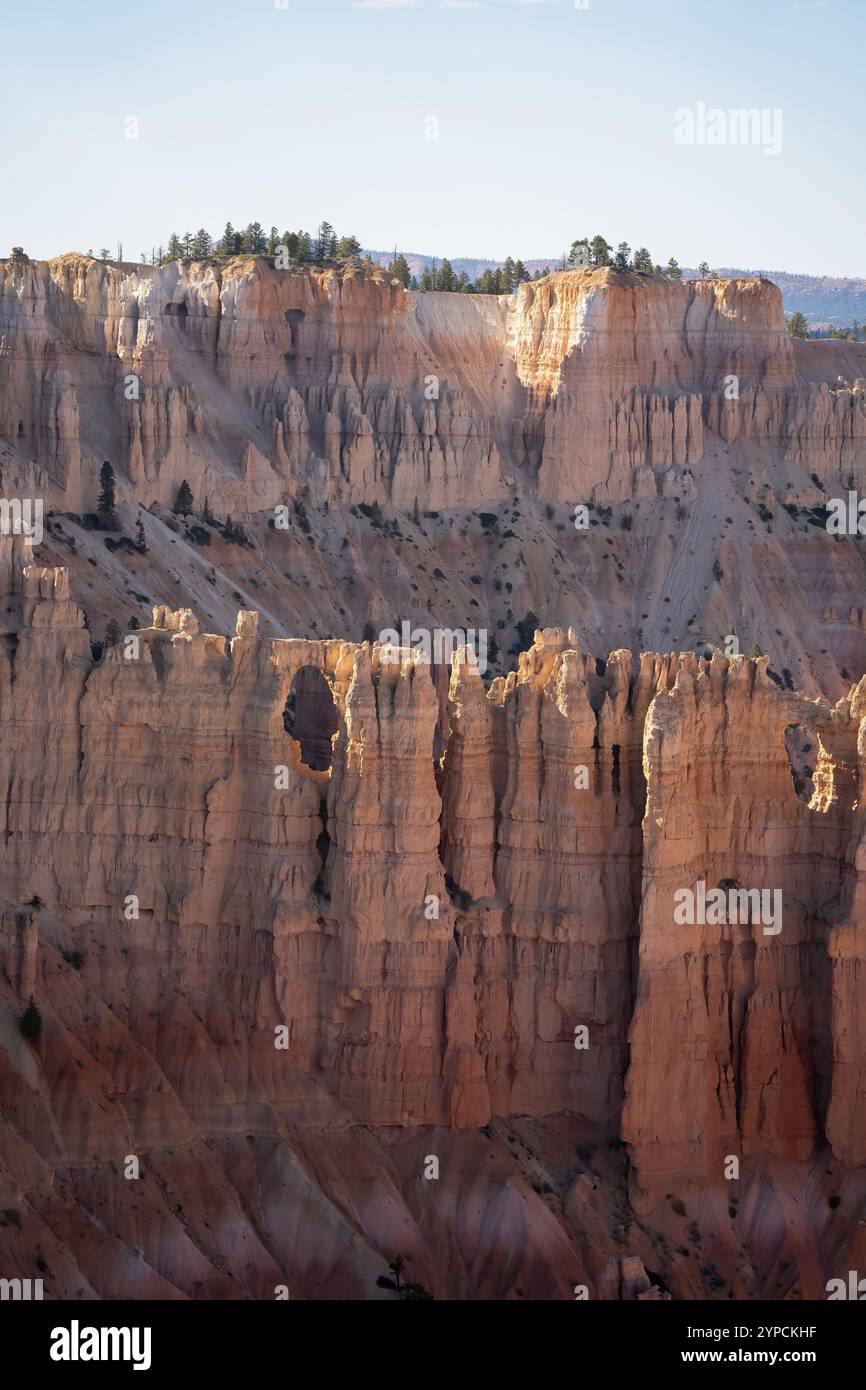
360,250,866,282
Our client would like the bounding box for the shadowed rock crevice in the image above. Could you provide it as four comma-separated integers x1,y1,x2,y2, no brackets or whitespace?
785,723,818,805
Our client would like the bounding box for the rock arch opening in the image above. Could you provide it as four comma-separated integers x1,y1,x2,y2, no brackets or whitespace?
284,665,339,772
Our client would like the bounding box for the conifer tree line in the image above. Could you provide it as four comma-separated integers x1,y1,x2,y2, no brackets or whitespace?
414,256,532,294
564,234,701,281
800,317,865,341
368,254,536,293
124,221,701,295
141,221,362,268
136,225,535,295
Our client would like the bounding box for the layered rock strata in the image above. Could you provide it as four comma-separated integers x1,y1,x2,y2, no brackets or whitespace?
4,252,864,520
2,559,866,1216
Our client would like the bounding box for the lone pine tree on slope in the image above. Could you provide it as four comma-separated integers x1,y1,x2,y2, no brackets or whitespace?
173,480,194,517
20,996,42,1044
97,461,118,529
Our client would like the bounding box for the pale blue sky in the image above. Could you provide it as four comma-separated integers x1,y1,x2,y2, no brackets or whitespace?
2,0,862,274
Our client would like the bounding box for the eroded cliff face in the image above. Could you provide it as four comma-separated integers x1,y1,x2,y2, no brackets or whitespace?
2,553,866,1298
4,251,863,520
7,248,866,708
3,253,866,1298
623,657,862,1210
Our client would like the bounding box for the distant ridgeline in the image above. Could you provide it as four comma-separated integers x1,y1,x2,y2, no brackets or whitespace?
364,249,866,328
28,215,863,323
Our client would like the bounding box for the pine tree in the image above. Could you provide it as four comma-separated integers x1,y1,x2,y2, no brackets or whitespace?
501,257,515,292
19,997,42,1044
514,259,529,284
436,259,457,291
568,238,590,268
698,261,710,277
589,235,612,267
375,1253,434,1301
389,1255,406,1291
267,226,280,257
105,619,122,647
173,480,194,516
336,234,362,259
666,258,682,279
240,222,266,254
786,312,809,339
614,242,631,272
632,247,653,273
97,462,117,529
315,221,336,263
389,254,411,287
135,517,147,553
219,222,236,256
296,231,313,262
191,228,212,259
166,232,183,261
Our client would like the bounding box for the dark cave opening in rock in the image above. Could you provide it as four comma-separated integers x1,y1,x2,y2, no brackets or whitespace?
784,724,817,806
312,809,331,904
283,665,338,772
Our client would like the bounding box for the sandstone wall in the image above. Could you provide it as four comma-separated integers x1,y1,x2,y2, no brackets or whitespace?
5,252,861,521
2,556,865,1210
622,655,861,1209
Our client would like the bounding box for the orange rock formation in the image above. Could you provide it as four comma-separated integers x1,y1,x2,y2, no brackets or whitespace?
1,551,866,1297
2,255,866,1300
